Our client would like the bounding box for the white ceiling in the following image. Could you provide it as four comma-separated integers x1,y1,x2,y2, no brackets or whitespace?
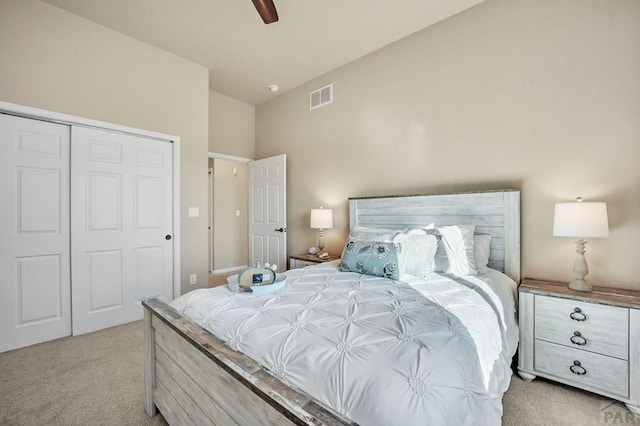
42,0,484,105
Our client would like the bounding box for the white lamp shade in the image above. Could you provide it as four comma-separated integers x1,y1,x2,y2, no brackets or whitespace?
310,207,333,229
553,202,609,238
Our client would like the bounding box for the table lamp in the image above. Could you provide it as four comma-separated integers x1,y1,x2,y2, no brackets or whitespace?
310,207,333,255
553,197,609,292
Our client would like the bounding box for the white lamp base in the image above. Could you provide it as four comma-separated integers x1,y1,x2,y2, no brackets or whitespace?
568,279,593,292
317,228,325,255
568,239,593,292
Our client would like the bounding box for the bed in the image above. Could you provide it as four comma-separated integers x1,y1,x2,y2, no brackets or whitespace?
143,190,520,425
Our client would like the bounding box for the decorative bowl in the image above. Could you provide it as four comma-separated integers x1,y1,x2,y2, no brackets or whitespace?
226,274,287,295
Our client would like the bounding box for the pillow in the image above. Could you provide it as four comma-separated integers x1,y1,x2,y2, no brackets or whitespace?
348,226,402,242
392,229,438,279
340,238,401,280
426,224,478,276
473,234,492,274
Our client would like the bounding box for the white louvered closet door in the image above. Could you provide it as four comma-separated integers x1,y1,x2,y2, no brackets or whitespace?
71,127,174,335
0,114,71,352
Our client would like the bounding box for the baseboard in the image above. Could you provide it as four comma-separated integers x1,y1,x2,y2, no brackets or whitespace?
211,265,247,274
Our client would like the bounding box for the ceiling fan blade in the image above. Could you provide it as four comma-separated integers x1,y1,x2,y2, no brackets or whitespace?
251,0,279,24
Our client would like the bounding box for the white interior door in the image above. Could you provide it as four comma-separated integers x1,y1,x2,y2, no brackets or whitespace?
249,154,286,269
71,127,173,335
0,114,71,352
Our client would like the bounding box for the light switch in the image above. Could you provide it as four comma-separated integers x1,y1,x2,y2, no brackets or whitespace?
236,210,240,217
188,207,199,217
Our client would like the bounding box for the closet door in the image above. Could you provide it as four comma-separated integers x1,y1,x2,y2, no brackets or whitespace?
0,114,71,353
71,127,173,335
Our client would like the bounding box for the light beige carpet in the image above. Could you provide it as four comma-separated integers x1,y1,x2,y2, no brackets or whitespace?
0,321,166,425
0,320,634,425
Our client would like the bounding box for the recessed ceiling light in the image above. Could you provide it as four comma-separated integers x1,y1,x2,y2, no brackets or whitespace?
268,85,280,93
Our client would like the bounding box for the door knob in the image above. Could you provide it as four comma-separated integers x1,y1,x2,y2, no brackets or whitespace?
274,227,286,233
165,234,172,240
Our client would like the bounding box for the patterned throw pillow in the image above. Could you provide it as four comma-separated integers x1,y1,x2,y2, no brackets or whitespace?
340,238,401,280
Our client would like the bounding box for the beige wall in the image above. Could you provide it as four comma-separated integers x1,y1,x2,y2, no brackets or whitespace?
209,90,255,159
256,0,640,290
208,90,254,272
0,0,210,294
211,159,249,271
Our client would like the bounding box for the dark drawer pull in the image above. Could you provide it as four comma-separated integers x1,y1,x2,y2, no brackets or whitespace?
570,360,587,376
570,331,587,346
569,307,587,322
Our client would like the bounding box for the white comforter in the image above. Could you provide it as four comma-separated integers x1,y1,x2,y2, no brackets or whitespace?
170,261,517,426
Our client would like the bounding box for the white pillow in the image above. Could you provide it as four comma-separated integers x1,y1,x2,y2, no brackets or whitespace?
392,229,438,279
473,234,492,274
348,226,402,242
426,224,478,276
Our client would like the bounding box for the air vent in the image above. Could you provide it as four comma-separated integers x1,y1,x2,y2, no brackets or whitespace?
309,84,333,110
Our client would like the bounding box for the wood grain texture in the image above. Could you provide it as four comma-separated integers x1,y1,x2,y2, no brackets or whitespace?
518,281,640,411
518,292,535,374
534,296,628,360
155,347,236,425
629,309,640,409
144,308,157,417
520,278,640,310
142,299,356,426
534,340,628,398
348,190,520,283
153,317,291,425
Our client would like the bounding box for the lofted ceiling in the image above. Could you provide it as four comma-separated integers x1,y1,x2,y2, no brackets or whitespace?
42,0,484,105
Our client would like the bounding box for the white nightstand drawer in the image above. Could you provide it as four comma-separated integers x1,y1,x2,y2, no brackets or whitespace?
535,340,628,399
290,259,316,269
535,296,628,354
519,279,640,414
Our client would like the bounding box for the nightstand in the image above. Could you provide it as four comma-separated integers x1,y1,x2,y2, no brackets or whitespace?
288,253,340,270
518,278,640,415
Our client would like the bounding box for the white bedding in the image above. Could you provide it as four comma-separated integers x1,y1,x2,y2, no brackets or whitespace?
170,261,517,425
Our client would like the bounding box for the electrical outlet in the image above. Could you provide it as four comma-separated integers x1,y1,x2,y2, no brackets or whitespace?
190,274,197,285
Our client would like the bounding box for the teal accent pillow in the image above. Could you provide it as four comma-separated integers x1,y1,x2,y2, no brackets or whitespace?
340,238,401,280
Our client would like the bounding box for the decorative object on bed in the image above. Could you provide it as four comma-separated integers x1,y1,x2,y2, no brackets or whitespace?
349,190,520,282
553,197,609,292
391,229,438,279
143,190,520,426
340,238,401,279
346,226,439,279
238,265,276,286
310,206,333,255
348,225,402,241
426,224,478,276
226,273,287,295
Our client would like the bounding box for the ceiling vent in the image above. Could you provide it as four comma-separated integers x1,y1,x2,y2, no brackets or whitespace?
310,84,333,110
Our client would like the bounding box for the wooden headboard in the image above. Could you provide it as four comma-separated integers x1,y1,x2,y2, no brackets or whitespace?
348,190,521,283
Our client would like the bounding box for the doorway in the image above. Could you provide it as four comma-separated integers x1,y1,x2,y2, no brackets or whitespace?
208,154,250,278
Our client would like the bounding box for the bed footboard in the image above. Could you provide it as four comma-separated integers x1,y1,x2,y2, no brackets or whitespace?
143,298,355,425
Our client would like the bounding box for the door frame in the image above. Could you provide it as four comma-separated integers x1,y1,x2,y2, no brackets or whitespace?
208,152,251,273
208,166,214,273
0,101,182,298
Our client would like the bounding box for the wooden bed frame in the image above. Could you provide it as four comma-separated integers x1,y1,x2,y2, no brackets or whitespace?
143,190,520,425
